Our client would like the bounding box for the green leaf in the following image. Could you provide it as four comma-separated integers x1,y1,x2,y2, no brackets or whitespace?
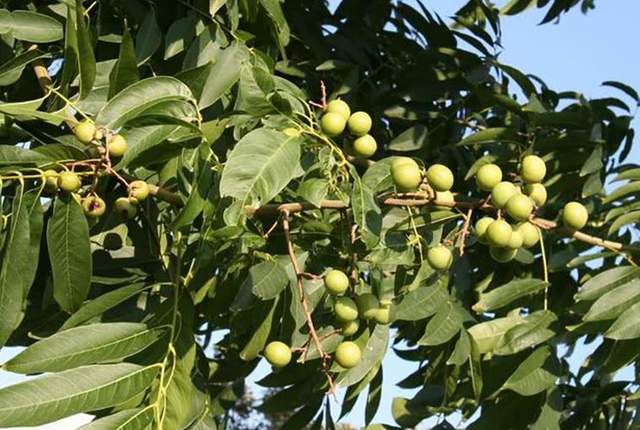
220,128,302,209
95,76,195,129
119,125,186,169
0,97,69,125
73,0,96,99
457,127,520,146
418,301,464,346
351,166,382,249
394,283,449,321
297,178,329,208
472,279,548,313
109,24,139,98
366,366,383,425
240,297,279,361
469,336,483,401
251,261,290,300
0,10,63,43
603,181,640,204
196,42,248,109
500,347,558,396
530,388,562,430
494,310,557,355
258,0,290,48
0,363,159,427
336,325,389,387
468,313,525,354
602,81,640,103
447,330,471,366
0,49,48,86
47,194,92,313
584,279,640,321
605,301,640,340
608,211,640,236
575,266,640,301
3,323,166,373
388,125,429,152
135,9,161,64
579,144,603,177
164,15,201,60
78,408,154,430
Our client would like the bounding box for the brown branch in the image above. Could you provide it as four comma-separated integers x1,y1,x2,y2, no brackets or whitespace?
459,208,473,255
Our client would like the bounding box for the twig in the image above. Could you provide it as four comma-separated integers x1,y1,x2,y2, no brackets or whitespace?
459,208,474,255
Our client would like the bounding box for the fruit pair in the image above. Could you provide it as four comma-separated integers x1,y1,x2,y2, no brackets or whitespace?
74,119,128,158
262,340,362,370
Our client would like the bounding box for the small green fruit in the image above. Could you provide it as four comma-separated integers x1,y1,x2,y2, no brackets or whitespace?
374,305,393,325
505,194,533,221
320,112,347,137
264,341,292,368
475,216,495,244
486,219,512,248
434,191,455,210
339,319,359,337
426,164,454,192
356,293,379,320
74,120,96,144
524,183,547,207
352,134,377,158
324,270,350,296
427,246,453,271
129,181,150,201
326,99,351,120
491,182,518,209
57,171,81,193
563,201,588,230
114,197,137,219
347,111,372,136
518,222,540,248
335,297,358,322
476,164,503,191
335,341,362,368
42,170,59,193
82,195,106,218
507,229,524,249
108,135,128,158
490,246,518,263
521,155,546,183
391,158,422,192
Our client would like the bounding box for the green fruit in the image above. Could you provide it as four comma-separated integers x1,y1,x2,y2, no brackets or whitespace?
505,194,533,221
374,305,393,325
114,197,137,219
129,181,150,201
335,296,358,321
518,222,540,248
507,229,524,249
524,183,547,207
74,120,96,144
326,99,351,120
347,111,372,136
264,341,292,368
390,158,422,192
521,155,546,183
103,233,123,250
486,219,512,247
335,341,362,368
57,171,81,193
324,269,350,295
426,164,454,191
427,246,453,271
339,319,359,337
490,246,518,263
108,135,128,158
356,293,380,320
320,112,347,137
475,216,495,244
434,191,455,210
491,182,518,209
82,195,106,217
283,127,300,137
563,201,588,230
476,164,503,191
42,170,59,193
352,134,377,158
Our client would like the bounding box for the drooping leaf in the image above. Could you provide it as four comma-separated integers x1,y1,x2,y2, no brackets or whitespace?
78,408,154,430
472,279,548,313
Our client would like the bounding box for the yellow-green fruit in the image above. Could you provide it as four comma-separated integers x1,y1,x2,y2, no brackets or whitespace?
507,229,524,249
335,341,362,369
82,196,106,218
283,127,300,137
476,164,503,191
320,112,347,137
129,181,150,202
427,246,453,271
74,120,96,144
521,155,547,183
434,191,454,210
524,183,547,207
108,135,128,158
490,246,518,263
486,219,512,248
426,164,454,192
347,111,372,136
326,99,351,120
114,197,137,219
43,170,59,193
390,158,422,192
563,201,589,230
57,171,81,193
324,269,350,296
475,216,495,244
335,297,358,322
374,305,393,325
518,222,540,248
339,319,359,337
264,341,292,368
352,134,377,158
491,182,518,209
505,194,533,221
356,293,380,320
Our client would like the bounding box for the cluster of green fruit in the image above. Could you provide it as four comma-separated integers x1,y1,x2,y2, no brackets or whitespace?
74,119,128,158
320,100,377,159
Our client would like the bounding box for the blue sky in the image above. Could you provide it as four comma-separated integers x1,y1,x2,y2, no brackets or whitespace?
1,1,639,429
